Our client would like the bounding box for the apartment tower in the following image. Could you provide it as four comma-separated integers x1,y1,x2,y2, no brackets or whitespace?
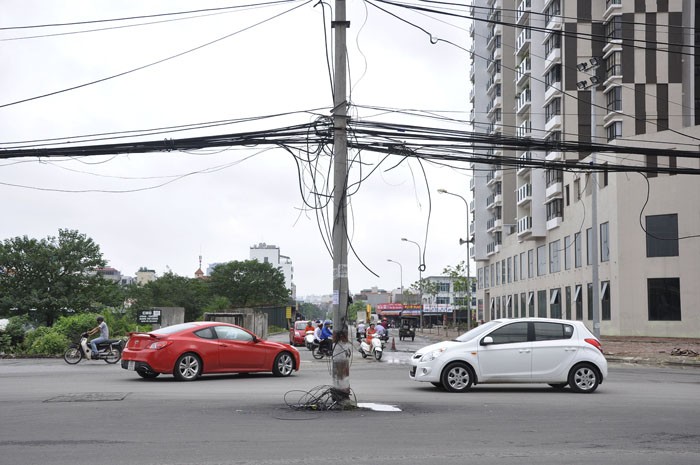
469,0,700,336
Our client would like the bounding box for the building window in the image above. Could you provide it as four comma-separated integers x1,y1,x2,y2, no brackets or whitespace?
544,0,561,24
520,252,526,280
496,296,501,319
600,222,610,262
501,259,506,284
601,281,611,321
586,228,594,265
606,121,622,141
546,199,563,220
587,283,593,320
565,286,572,320
549,240,561,273
544,31,561,57
575,284,583,320
528,249,534,278
646,214,679,257
564,235,571,270
478,268,483,290
436,297,450,305
496,261,501,286
537,245,547,276
574,178,581,201
574,232,582,268
545,98,561,122
544,64,562,90
605,51,622,79
514,254,519,282
513,293,519,317
606,86,622,112
528,291,535,317
546,169,563,187
490,264,495,287
484,265,490,288
648,278,681,321
438,282,450,293
605,15,622,40
550,288,562,319
507,257,512,283
538,290,547,317
520,293,527,318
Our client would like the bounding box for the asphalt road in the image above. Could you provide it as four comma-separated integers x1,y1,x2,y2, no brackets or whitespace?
0,333,698,465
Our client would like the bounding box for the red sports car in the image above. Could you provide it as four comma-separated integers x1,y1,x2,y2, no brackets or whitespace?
121,322,300,381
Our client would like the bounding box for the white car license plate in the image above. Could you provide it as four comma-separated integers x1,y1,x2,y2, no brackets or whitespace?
128,361,135,370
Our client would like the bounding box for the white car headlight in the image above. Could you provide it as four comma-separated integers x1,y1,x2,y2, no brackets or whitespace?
420,347,446,362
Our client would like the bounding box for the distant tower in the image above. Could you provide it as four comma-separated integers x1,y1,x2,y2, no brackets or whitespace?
194,255,204,279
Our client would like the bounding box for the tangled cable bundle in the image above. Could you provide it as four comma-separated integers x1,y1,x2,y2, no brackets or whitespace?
284,385,357,411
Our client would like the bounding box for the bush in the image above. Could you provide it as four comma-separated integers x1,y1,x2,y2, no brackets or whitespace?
53,313,100,341
0,315,32,353
24,326,68,356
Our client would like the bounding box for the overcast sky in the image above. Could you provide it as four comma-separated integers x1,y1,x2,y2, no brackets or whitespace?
0,0,474,298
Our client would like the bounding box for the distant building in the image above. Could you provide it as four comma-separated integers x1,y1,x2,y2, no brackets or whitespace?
250,243,296,299
92,267,122,283
135,267,156,285
194,255,205,279
354,286,391,308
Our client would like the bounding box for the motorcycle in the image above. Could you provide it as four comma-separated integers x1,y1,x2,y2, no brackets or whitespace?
359,335,384,361
311,339,334,359
63,332,123,364
304,330,316,350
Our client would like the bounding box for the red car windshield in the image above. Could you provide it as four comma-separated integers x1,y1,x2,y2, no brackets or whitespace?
295,322,307,330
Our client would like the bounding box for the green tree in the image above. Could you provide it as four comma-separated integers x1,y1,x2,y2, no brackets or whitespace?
443,261,472,324
347,302,365,322
0,229,111,326
126,272,209,322
208,260,290,307
298,302,323,321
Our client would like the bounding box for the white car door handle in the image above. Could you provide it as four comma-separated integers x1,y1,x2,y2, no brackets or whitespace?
519,349,531,353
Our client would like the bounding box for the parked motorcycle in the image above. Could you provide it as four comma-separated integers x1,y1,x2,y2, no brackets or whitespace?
359,335,384,361
304,331,316,350
63,332,123,364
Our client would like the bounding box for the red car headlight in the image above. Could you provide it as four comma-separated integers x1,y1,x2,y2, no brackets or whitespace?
148,340,173,350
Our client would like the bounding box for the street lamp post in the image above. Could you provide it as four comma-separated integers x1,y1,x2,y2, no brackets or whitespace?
401,237,425,329
437,188,472,330
387,259,403,299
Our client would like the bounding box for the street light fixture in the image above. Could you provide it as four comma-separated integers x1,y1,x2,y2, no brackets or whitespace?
387,259,403,298
437,188,472,329
401,237,424,329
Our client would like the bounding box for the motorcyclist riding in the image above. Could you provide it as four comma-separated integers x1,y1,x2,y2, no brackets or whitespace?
319,319,333,354
87,316,109,359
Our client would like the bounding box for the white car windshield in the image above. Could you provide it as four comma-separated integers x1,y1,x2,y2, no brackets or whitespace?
454,320,502,342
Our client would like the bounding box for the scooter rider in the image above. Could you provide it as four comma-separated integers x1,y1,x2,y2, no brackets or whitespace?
313,320,323,344
304,321,315,334
319,319,333,354
356,320,366,342
365,322,377,344
375,320,386,340
87,316,109,359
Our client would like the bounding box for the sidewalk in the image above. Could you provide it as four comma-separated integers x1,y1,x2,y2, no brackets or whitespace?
412,327,700,368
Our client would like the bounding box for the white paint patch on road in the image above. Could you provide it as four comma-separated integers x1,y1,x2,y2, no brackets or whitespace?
358,403,402,412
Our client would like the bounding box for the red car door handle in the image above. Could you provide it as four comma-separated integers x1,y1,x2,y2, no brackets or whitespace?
219,343,228,347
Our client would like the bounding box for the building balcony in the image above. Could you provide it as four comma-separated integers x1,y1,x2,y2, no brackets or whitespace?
516,89,531,115
544,114,562,133
516,120,532,138
545,149,562,161
545,181,563,200
604,0,622,21
517,151,532,175
546,14,563,31
546,216,562,230
517,183,532,205
517,216,532,237
516,28,531,57
544,47,561,71
516,0,531,25
515,58,531,87
544,82,562,102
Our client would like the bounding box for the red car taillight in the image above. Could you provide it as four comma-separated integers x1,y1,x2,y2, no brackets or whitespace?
148,340,173,350
585,338,604,353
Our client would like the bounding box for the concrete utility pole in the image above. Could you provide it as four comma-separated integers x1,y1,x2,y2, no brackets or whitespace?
330,0,352,405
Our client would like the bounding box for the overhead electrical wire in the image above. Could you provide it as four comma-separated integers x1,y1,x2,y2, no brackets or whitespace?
0,0,314,110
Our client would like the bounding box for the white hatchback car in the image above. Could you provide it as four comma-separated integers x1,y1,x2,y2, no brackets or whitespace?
409,318,608,393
